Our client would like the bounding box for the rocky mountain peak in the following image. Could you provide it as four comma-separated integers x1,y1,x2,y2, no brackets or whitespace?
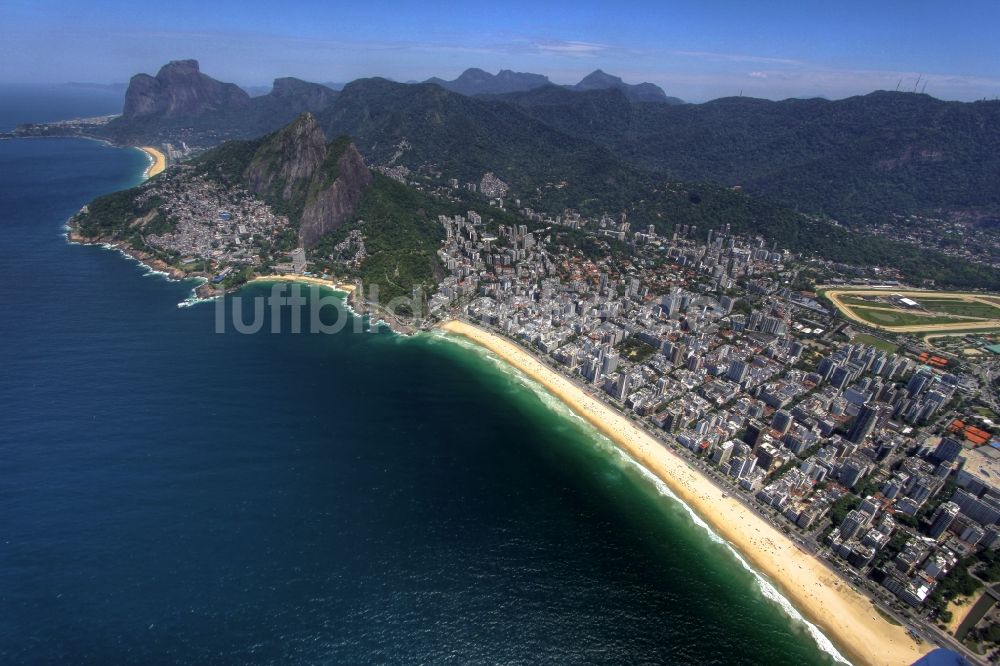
236,113,372,247
244,112,328,200
572,69,669,103
156,59,202,78
299,140,372,247
262,78,339,114
122,58,250,120
579,69,621,86
425,68,551,96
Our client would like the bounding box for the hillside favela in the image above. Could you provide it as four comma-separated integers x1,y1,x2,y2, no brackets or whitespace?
2,3,1000,665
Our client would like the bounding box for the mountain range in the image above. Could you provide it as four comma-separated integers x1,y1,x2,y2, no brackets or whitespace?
25,58,1000,288
73,101,1000,292
74,112,461,301
570,69,681,103
425,67,681,103
99,60,339,145
485,84,1000,224
242,81,346,97
425,68,551,96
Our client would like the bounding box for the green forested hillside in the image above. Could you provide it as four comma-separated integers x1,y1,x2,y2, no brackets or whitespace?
628,183,1000,289
492,87,1000,223
73,62,1000,231
317,78,648,212
73,74,1000,293
312,174,450,304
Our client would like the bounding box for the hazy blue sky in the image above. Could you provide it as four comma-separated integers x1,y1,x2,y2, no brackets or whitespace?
3,0,999,101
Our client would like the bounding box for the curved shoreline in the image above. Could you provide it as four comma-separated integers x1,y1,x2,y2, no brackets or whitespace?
439,318,928,666
137,146,166,178
246,274,355,294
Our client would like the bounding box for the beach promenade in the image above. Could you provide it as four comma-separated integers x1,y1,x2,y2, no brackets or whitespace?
441,318,929,666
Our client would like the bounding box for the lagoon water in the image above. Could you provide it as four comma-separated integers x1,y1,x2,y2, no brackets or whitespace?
0,90,837,664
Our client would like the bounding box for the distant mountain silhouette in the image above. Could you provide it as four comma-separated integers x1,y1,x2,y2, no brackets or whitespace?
425,68,551,95
570,69,681,104
102,60,339,145
424,67,682,104
28,59,1000,246
122,59,251,119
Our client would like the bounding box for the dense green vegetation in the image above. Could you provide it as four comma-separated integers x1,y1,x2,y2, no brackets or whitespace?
972,548,1000,583
313,174,448,308
91,63,1000,235
495,86,1000,225
193,136,265,184
828,494,862,528
852,333,899,354
972,622,1000,646
78,72,1000,291
75,189,163,241
619,337,657,363
318,78,648,213
928,557,982,615
76,78,1000,297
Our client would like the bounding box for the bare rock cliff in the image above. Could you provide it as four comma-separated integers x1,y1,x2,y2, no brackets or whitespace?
244,113,327,200
122,59,251,119
299,144,372,247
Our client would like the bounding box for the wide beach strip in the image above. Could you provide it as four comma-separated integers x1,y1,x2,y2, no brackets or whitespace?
440,318,928,666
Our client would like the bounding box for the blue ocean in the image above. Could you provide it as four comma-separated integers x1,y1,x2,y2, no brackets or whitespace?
0,87,837,664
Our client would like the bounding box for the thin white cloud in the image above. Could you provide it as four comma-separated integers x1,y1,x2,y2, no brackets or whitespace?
672,50,804,66
534,40,610,57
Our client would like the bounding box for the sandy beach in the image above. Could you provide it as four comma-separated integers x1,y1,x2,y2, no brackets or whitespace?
247,274,356,294
441,319,928,666
138,146,166,178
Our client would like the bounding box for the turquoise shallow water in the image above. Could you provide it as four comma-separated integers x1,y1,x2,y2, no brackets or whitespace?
0,93,839,664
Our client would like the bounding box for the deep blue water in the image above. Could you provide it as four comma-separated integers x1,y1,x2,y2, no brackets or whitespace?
0,94,839,664
0,85,124,132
